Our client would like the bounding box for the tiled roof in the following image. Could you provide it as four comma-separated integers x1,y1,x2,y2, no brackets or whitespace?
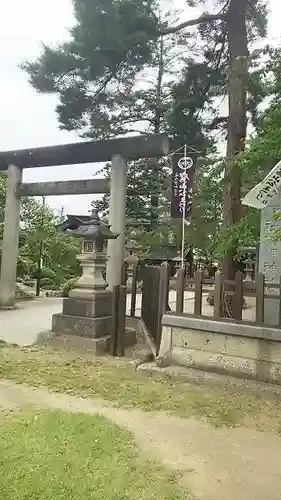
144,248,191,260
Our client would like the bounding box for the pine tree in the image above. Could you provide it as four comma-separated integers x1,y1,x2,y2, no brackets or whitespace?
23,0,269,279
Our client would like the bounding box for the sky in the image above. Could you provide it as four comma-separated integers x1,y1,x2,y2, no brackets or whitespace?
0,0,280,216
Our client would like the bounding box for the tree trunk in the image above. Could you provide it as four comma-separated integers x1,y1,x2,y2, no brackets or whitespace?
151,35,164,226
221,0,248,281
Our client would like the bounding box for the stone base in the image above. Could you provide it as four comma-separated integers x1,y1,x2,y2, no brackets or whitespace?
35,331,109,356
63,292,112,318
126,277,134,293
37,326,137,356
264,289,279,327
69,286,111,301
52,313,112,338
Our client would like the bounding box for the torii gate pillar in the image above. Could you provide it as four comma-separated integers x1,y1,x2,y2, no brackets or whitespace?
0,165,22,306
106,155,127,290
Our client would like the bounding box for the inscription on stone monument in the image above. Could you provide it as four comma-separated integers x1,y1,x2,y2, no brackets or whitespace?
259,192,281,324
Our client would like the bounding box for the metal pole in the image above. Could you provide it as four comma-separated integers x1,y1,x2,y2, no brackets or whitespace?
180,145,187,268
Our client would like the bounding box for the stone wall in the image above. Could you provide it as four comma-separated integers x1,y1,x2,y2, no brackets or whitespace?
159,315,281,385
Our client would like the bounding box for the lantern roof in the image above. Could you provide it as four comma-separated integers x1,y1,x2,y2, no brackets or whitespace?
65,209,119,241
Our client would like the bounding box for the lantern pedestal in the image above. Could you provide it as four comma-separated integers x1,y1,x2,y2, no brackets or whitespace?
62,294,112,319
126,261,138,292
69,252,109,299
125,235,140,292
52,249,113,343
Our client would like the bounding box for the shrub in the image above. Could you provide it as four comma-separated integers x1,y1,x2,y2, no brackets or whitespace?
40,278,58,290
22,279,36,287
61,277,78,297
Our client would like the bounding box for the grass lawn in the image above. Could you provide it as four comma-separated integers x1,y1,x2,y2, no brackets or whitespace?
1,345,281,431
0,409,188,499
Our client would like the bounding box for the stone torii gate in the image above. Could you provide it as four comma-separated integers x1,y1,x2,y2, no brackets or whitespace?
0,133,169,306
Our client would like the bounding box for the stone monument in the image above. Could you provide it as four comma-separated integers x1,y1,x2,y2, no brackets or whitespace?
258,195,281,326
242,161,281,326
51,209,119,352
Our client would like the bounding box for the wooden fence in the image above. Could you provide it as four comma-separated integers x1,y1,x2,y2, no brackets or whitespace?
114,262,281,360
125,263,281,328
120,262,169,353
110,263,169,356
141,263,169,351
169,268,281,327
111,284,126,357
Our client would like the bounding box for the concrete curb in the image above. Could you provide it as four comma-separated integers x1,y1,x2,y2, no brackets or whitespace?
137,362,281,397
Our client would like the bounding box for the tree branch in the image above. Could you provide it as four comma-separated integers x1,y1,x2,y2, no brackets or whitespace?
162,12,225,35
209,116,228,130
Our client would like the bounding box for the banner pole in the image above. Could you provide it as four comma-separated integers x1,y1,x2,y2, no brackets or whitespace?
181,144,187,268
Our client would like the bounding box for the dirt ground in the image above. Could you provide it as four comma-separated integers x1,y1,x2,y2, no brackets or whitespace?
1,379,281,500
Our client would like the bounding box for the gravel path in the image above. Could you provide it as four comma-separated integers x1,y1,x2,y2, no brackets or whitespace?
0,298,61,346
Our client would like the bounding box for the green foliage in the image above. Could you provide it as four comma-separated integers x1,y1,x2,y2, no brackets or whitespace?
40,278,57,291
6,198,80,286
234,46,281,245
93,157,171,226
244,105,281,184
61,277,79,297
21,0,271,261
16,256,33,279
22,0,161,137
0,185,81,286
22,1,196,234
187,158,223,259
0,175,80,284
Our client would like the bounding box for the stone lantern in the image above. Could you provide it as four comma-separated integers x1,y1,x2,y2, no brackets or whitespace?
125,233,141,291
172,252,182,277
51,209,119,350
69,209,118,298
244,256,254,282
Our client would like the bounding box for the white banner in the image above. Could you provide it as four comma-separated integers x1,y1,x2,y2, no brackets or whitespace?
242,160,281,209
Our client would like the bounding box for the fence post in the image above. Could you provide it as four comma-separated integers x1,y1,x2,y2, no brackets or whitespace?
118,285,127,357
155,262,169,354
213,270,222,320
176,267,185,314
141,265,148,320
162,261,170,312
111,285,120,356
121,261,128,286
130,265,138,317
256,273,265,325
194,270,203,316
232,271,243,320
